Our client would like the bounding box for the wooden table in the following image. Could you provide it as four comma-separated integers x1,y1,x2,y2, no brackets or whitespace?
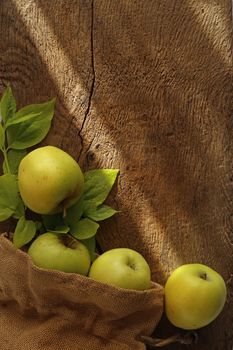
0,1,232,349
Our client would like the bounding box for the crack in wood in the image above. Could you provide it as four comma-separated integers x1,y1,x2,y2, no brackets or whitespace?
78,0,95,162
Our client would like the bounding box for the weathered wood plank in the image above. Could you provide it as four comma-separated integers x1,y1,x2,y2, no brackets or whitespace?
0,1,232,349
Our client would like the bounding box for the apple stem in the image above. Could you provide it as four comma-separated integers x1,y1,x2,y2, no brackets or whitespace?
140,331,198,347
200,272,207,280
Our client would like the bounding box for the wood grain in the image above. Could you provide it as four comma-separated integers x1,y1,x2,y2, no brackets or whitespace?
0,1,232,349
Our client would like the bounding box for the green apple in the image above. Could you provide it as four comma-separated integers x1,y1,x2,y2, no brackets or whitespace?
28,232,91,275
89,248,151,290
165,263,227,330
18,146,84,215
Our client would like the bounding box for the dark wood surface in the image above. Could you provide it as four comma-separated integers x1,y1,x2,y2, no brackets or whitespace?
0,1,232,349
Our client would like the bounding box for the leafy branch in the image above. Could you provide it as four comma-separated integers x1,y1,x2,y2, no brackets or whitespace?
42,169,119,259
0,86,119,259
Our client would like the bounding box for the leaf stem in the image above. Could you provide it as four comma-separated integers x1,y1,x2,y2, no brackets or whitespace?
1,121,11,174
2,147,11,174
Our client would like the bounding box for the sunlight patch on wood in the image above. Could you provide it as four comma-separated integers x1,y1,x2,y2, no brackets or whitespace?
189,0,232,68
11,0,88,116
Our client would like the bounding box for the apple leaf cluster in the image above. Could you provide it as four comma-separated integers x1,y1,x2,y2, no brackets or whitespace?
42,169,119,260
0,86,119,258
0,87,55,247
0,174,22,220
67,169,119,228
0,87,54,225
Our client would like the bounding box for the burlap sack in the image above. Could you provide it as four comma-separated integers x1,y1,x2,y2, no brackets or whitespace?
0,235,164,350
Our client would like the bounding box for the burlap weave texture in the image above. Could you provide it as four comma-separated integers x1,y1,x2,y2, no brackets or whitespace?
0,235,164,350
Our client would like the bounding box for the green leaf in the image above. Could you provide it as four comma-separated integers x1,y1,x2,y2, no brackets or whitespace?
85,204,118,221
0,86,16,123
7,99,55,149
0,174,19,221
81,236,96,262
0,124,5,149
65,197,84,229
35,221,46,235
13,198,25,219
70,218,99,240
3,149,27,174
49,226,70,234
0,208,14,221
35,221,43,231
13,216,36,248
6,111,41,127
83,169,119,208
7,98,55,126
42,213,65,231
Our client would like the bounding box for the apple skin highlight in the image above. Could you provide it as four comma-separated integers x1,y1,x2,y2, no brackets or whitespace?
164,263,227,330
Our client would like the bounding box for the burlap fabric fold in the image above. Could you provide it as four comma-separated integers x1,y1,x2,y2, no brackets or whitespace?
0,235,164,350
